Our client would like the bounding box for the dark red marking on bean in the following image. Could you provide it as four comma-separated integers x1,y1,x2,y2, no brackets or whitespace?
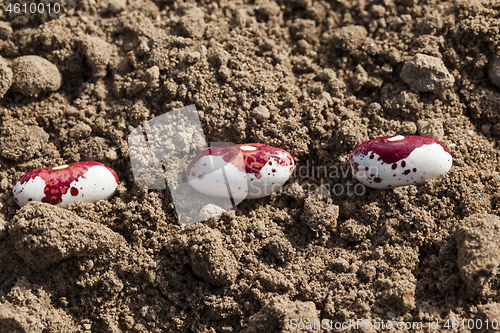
392,163,397,170
401,161,406,168
70,187,79,196
403,169,411,175
413,168,417,172
374,177,382,183
350,136,449,164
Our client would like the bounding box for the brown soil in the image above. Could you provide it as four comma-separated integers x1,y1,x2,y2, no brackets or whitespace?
1,0,500,332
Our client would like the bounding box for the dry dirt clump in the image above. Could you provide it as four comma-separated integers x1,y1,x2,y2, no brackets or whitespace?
187,225,239,286
1,0,500,332
81,36,113,78
0,56,12,99
10,56,62,97
243,296,320,333
9,202,127,270
400,53,455,94
456,213,500,291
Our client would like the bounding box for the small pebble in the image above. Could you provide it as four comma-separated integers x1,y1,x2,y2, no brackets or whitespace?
349,135,452,189
11,55,62,97
107,0,126,13
400,53,454,94
416,119,444,141
13,161,119,208
180,7,206,38
252,105,271,122
82,35,112,77
0,21,13,39
68,122,92,139
142,66,160,88
187,143,294,199
332,25,368,52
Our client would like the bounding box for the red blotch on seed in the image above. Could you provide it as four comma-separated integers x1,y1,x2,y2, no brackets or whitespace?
350,136,448,164
70,187,79,196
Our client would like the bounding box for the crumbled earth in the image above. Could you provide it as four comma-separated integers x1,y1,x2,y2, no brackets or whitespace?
1,0,500,332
